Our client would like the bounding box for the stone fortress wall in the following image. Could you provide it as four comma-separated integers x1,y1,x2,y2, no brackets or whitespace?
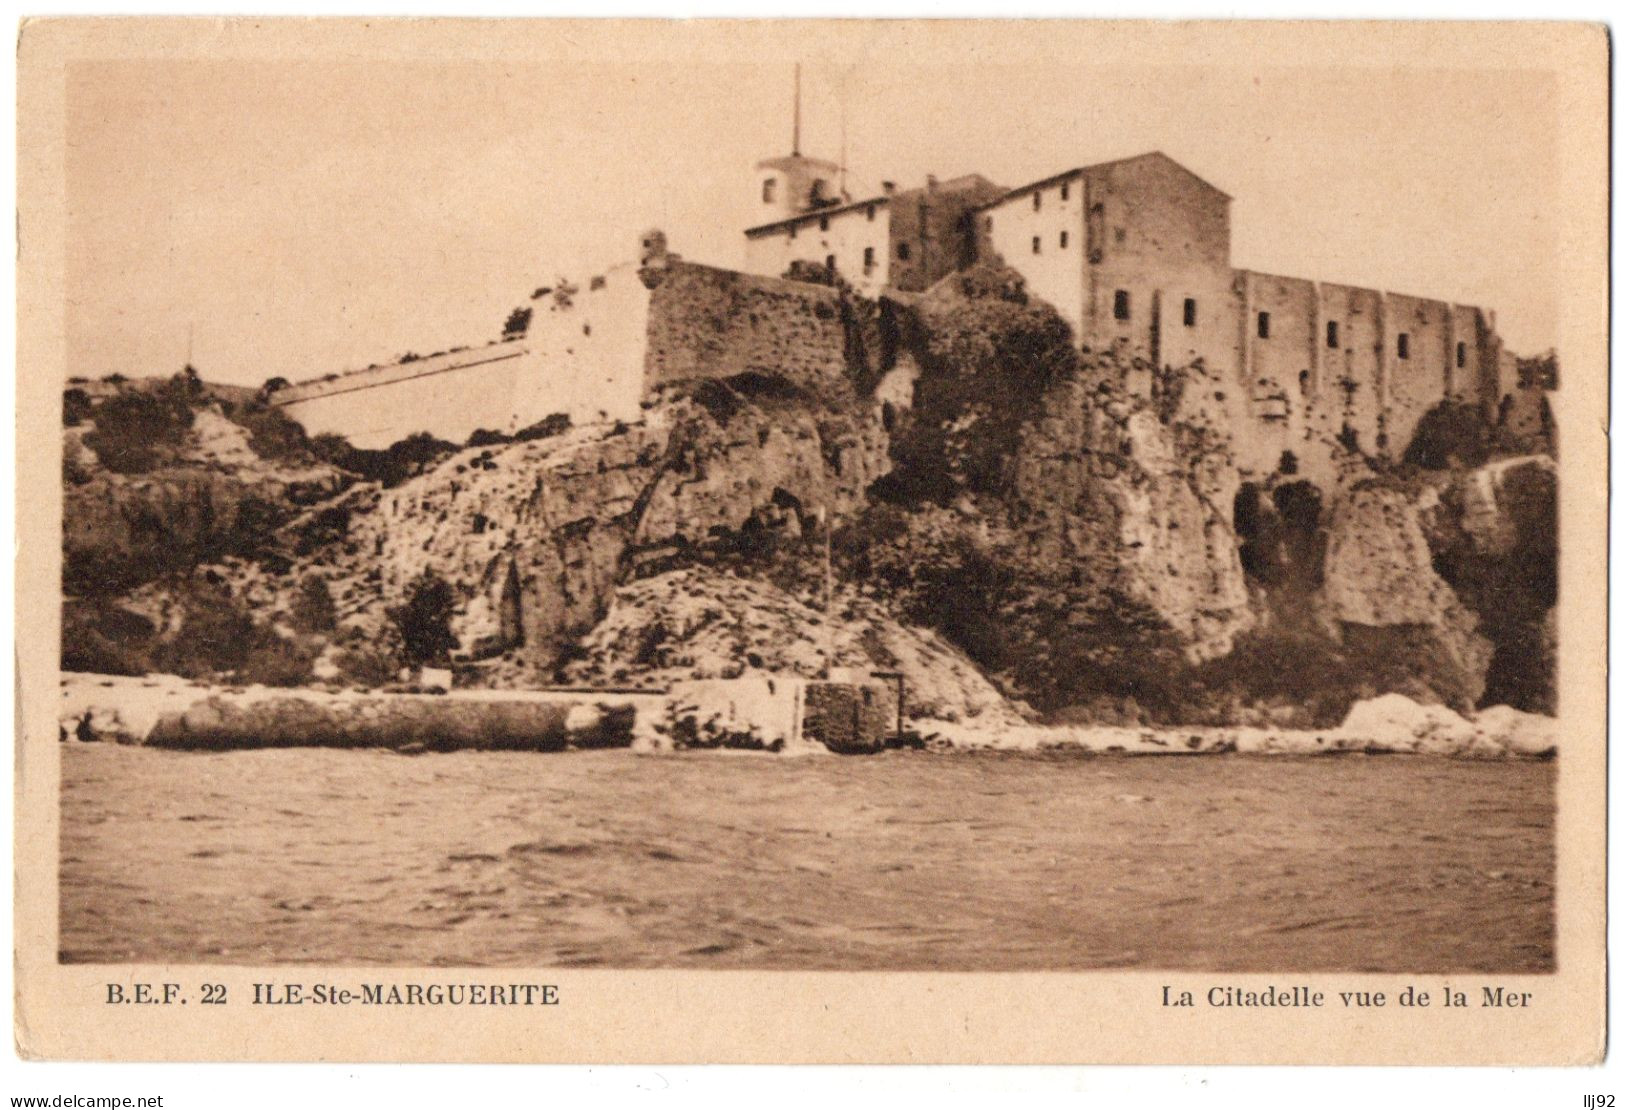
275,150,1533,486
972,152,1511,487
274,234,856,449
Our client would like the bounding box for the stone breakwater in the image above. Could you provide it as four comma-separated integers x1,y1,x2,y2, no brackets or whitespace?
57,672,900,755
59,674,1553,759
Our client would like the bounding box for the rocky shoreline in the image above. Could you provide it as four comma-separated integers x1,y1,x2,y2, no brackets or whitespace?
60,673,1554,759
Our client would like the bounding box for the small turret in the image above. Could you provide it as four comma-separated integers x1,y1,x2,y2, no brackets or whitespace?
752,65,842,224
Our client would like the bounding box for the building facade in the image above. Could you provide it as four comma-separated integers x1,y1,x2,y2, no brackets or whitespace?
274,140,1523,486
744,173,1004,298
739,144,1514,481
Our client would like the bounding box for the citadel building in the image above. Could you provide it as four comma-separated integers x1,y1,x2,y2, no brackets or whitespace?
274,124,1530,485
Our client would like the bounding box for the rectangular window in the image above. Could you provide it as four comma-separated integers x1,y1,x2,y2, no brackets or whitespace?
825,254,836,273
1032,236,1042,255
896,241,910,261
1183,298,1197,327
762,178,776,203
1059,231,1069,249
1397,332,1410,360
1326,320,1340,349
1114,290,1131,321
1456,341,1467,368
819,215,830,232
984,215,993,232
867,205,876,221
1033,191,1042,211
863,246,875,269
1257,311,1271,339
1060,182,1070,201
789,224,797,239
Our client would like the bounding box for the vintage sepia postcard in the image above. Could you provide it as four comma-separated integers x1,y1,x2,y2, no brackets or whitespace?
14,18,1609,1065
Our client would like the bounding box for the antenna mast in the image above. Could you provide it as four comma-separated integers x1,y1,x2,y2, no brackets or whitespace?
792,63,802,156
839,86,848,199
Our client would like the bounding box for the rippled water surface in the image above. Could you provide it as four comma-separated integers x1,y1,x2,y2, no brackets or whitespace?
60,746,1554,971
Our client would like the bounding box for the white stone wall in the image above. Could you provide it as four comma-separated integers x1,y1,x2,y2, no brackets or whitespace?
744,201,892,297
275,341,534,449
983,175,1086,337
277,262,652,449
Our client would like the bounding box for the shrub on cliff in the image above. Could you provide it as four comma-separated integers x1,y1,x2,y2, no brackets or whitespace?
224,401,311,463
875,265,1077,505
1181,625,1480,727
515,413,572,442
316,431,459,488
82,389,194,474
62,388,92,427
290,575,337,634
387,571,460,667
502,306,533,337
61,601,157,676
77,582,317,686
1405,400,1493,470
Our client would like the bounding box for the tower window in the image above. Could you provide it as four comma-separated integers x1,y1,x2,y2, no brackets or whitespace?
1257,311,1271,339
863,246,875,270
1397,332,1410,360
1032,236,1042,255
1033,191,1042,212
1114,290,1131,321
1456,341,1467,368
819,215,830,232
762,178,777,204
896,241,911,261
1059,231,1069,249
1183,298,1197,327
1326,320,1340,349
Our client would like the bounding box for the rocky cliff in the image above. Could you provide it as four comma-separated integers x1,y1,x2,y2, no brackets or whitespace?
61,271,1558,727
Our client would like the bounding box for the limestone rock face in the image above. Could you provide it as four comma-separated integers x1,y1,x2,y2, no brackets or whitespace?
1318,483,1494,708
314,390,891,679
1008,375,1253,662
344,421,668,669
1321,486,1461,625
558,568,1024,727
64,403,351,596
60,326,1557,728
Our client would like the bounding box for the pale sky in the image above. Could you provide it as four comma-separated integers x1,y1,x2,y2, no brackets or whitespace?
66,58,1559,387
